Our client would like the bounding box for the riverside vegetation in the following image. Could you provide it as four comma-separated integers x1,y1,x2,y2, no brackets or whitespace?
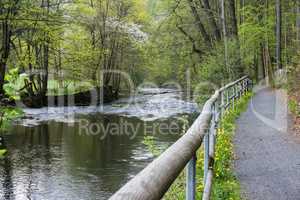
143,93,253,199
0,0,298,106
0,107,23,133
288,54,300,133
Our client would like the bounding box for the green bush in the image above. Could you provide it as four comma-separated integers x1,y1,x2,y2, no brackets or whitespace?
289,99,300,116
0,107,24,133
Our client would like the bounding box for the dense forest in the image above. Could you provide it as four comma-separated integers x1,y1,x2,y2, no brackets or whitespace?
0,0,299,107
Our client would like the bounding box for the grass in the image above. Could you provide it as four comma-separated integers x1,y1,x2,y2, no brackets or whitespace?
5,76,94,99
287,59,300,117
206,92,252,199
288,99,300,117
47,79,94,96
147,92,253,200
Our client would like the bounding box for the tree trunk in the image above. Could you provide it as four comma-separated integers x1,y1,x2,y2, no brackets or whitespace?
239,0,245,24
254,51,259,82
220,0,230,79
297,0,300,43
260,43,266,79
201,0,221,41
40,0,50,102
187,0,212,47
228,0,244,77
276,0,282,69
0,21,11,96
0,61,7,95
41,43,49,97
228,0,238,37
262,42,274,87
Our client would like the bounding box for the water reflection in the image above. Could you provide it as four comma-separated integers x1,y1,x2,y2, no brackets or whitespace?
0,113,196,200
2,158,14,200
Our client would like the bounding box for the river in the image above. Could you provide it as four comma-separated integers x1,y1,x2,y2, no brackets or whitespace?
0,88,199,200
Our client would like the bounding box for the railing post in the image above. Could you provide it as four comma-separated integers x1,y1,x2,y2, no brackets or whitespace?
244,79,248,94
220,91,224,118
186,154,197,200
242,80,246,95
232,86,235,110
246,78,251,92
239,82,243,98
226,90,229,110
110,76,250,200
204,131,210,184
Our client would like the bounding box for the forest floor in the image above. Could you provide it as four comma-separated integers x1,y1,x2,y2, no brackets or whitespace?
288,64,300,136
289,93,300,135
234,88,300,200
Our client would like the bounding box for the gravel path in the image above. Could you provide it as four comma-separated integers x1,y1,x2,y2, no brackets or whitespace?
234,88,300,200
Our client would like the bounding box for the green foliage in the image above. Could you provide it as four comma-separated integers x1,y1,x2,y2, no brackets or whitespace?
188,93,253,200
239,4,276,75
209,92,252,200
0,107,24,133
47,80,93,96
0,149,8,157
4,68,28,100
146,93,252,200
199,40,242,86
287,53,300,116
195,83,216,105
1,0,152,99
289,99,300,116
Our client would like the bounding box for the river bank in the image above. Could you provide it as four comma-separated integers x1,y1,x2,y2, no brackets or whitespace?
0,88,199,199
0,107,24,132
288,64,300,135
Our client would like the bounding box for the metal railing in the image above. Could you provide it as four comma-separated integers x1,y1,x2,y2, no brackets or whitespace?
110,76,251,200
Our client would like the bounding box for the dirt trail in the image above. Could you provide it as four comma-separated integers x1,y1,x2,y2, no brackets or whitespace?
234,88,300,200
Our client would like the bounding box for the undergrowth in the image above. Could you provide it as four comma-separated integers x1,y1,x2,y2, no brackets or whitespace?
288,99,300,117
206,92,253,200
287,56,300,117
0,107,24,133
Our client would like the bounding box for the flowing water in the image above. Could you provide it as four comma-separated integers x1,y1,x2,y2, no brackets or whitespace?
0,89,199,200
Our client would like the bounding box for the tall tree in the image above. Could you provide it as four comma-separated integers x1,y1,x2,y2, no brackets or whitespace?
0,0,19,96
0,19,10,95
297,0,300,42
228,0,238,37
202,0,221,41
187,0,212,47
276,0,282,69
228,0,244,77
220,0,229,77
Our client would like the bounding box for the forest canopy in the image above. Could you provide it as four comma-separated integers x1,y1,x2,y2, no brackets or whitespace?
0,0,298,107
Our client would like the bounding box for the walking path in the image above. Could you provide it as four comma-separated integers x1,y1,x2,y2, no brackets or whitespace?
234,88,300,200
